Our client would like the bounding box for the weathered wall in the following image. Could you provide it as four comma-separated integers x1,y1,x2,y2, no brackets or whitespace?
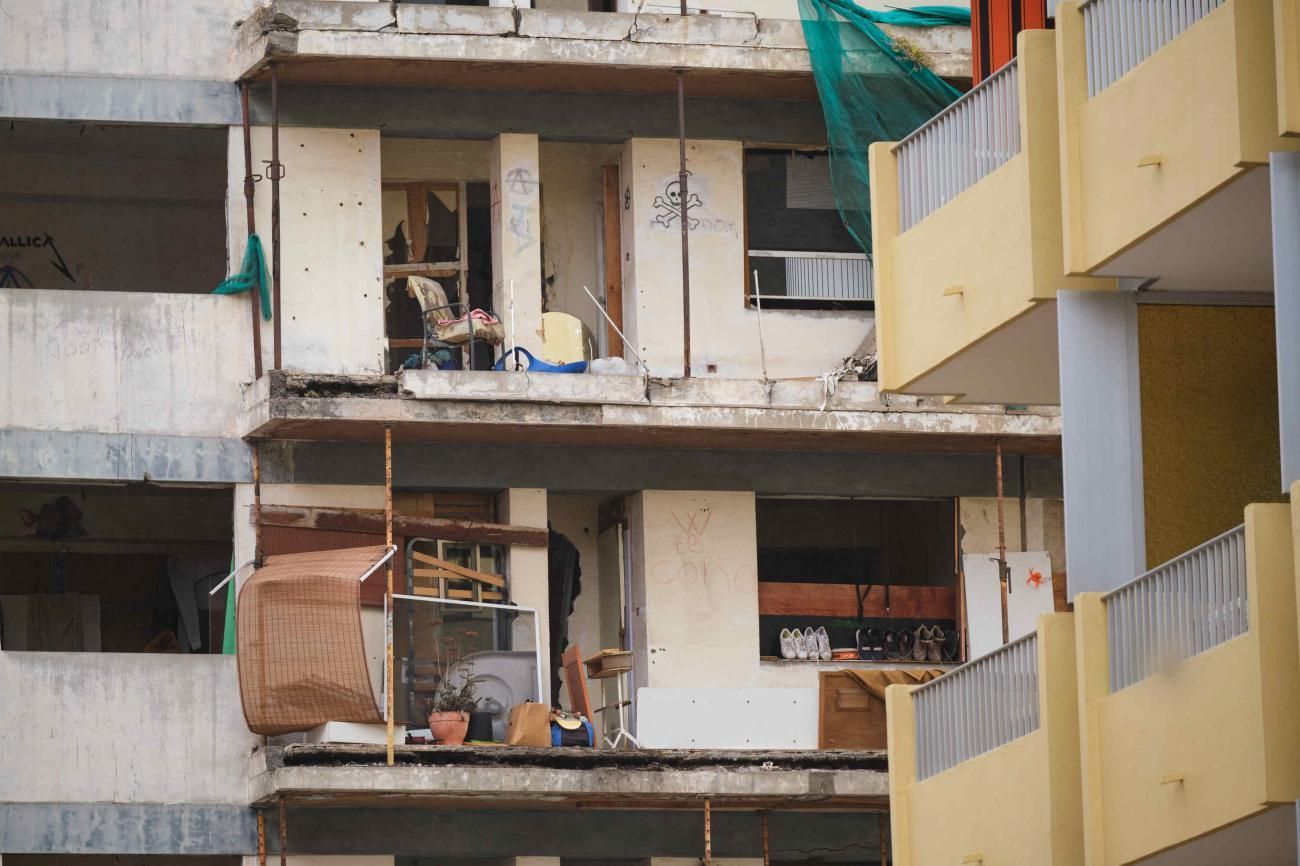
960,496,1067,572
1138,304,1281,567
0,653,256,804
630,490,760,688
0,289,250,439
227,126,386,375
620,138,872,378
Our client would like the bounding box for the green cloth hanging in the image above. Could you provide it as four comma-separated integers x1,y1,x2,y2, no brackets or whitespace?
213,233,272,320
222,555,237,654
798,1,967,254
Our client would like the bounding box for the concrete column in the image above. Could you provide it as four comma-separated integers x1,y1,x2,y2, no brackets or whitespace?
1270,152,1300,493
884,684,918,866
1057,290,1145,593
1073,592,1110,866
497,487,551,705
491,134,544,355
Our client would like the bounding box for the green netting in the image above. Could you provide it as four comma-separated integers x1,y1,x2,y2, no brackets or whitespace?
213,233,272,319
799,0,968,254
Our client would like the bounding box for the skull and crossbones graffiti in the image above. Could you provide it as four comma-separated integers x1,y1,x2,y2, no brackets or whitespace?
653,179,702,229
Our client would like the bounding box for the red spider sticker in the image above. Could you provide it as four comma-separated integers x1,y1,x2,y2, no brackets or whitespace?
1026,568,1045,588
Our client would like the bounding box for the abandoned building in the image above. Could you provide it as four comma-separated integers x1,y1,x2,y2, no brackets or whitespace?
0,2,1066,866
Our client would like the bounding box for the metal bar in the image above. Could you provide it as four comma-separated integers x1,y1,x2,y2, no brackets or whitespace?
269,64,283,371
384,425,395,766
704,798,712,866
996,439,1009,645
257,810,266,866
277,795,287,866
676,70,691,379
239,82,263,380
762,812,770,866
252,442,263,567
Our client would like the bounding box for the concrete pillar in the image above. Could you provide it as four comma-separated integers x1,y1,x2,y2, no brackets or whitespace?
1270,152,1300,492
491,134,544,354
497,487,551,705
884,684,917,866
1057,290,1145,593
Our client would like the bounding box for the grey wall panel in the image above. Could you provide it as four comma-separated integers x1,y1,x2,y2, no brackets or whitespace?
1270,152,1300,493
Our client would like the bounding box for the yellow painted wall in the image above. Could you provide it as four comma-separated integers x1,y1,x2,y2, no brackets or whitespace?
1074,504,1299,866
1057,0,1300,274
1138,305,1281,568
1277,0,1300,135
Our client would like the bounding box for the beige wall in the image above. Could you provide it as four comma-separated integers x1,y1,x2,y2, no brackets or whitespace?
621,137,872,379
961,496,1067,573
227,126,386,375
547,494,605,708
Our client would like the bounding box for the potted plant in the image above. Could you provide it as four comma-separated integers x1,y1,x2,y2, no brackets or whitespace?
425,667,480,746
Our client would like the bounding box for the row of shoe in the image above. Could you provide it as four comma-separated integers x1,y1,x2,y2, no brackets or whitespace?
779,626,831,661
859,624,959,662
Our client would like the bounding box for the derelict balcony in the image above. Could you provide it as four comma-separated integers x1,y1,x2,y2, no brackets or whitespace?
1073,504,1300,865
886,614,1082,866
1056,0,1300,292
869,31,1109,405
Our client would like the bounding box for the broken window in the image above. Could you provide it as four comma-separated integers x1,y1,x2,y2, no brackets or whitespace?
744,150,873,311
381,181,495,371
0,483,234,653
755,497,959,661
0,122,227,293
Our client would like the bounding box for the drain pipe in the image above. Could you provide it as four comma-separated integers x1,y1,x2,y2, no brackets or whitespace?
676,68,692,379
269,64,284,371
995,439,1009,645
239,82,263,380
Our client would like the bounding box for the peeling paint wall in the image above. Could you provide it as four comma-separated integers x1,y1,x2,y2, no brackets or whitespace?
621,138,873,378
227,126,386,375
0,289,249,439
0,653,257,804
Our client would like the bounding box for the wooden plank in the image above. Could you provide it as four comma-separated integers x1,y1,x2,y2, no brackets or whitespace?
383,262,459,279
410,553,506,588
412,586,503,602
255,505,548,548
387,338,425,349
757,582,957,619
601,164,624,357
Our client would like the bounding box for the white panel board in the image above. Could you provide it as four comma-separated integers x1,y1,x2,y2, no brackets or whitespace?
963,551,1054,659
635,687,817,749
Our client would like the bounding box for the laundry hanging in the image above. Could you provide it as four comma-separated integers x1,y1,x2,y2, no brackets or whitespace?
212,233,272,320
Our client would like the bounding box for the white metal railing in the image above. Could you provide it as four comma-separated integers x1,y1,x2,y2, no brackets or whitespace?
1082,0,1225,97
748,250,873,302
913,632,1040,780
893,59,1021,233
1104,524,1247,692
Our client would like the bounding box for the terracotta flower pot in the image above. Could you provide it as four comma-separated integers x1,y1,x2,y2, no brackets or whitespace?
428,710,470,745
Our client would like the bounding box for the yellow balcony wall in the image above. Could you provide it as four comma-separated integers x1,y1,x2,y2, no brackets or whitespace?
1074,504,1300,866
886,614,1083,866
1279,0,1300,134
1057,0,1300,276
871,31,1109,404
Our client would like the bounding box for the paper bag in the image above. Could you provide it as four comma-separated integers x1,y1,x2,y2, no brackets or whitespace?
506,701,551,747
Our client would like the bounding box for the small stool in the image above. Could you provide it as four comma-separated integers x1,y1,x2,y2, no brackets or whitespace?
584,649,640,750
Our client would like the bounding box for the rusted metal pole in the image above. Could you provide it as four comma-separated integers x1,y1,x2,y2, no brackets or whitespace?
385,425,395,766
703,798,712,866
676,69,692,379
761,811,770,866
252,442,263,568
878,813,890,866
277,795,287,866
256,810,266,866
239,82,263,380
996,439,1009,645
269,64,283,371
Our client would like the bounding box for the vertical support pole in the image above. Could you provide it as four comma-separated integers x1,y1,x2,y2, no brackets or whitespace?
703,798,712,866
675,70,692,379
996,439,1010,645
954,496,968,662
257,810,266,866
384,425,395,766
761,811,770,866
878,812,890,866
239,82,263,380
277,795,287,866
269,64,283,371
252,442,263,568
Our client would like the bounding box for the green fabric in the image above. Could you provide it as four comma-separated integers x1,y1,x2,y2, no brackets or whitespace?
798,1,966,254
222,555,237,655
213,233,272,320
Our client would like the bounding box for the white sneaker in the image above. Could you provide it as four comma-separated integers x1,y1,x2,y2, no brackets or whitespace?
816,626,832,661
792,628,808,659
779,628,796,659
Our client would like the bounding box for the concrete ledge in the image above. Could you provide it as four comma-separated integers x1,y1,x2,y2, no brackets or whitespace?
0,429,252,483
0,73,239,125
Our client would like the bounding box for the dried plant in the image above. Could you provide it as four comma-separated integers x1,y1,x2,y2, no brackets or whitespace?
425,664,482,715
891,35,933,73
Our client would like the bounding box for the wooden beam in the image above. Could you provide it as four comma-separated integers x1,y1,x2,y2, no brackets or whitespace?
757,582,957,620
601,164,624,357
383,262,460,279
411,552,506,588
255,505,548,548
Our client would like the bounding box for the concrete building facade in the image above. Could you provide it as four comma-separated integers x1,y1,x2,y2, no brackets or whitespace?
0,3,1066,866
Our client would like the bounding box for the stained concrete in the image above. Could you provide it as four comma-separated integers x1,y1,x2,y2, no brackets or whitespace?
0,430,251,483
0,803,257,855
0,74,239,125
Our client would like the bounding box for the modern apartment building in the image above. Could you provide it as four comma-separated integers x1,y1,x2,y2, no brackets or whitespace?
0,3,1078,866
871,3,1300,863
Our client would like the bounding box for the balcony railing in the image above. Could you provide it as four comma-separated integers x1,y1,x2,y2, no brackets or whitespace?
1104,524,1247,692
894,58,1021,232
1082,0,1225,97
748,250,873,303
913,632,1040,780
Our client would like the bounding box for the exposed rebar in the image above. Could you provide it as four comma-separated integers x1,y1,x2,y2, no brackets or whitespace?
996,438,1009,645
676,69,691,379
239,82,263,380
269,64,283,371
